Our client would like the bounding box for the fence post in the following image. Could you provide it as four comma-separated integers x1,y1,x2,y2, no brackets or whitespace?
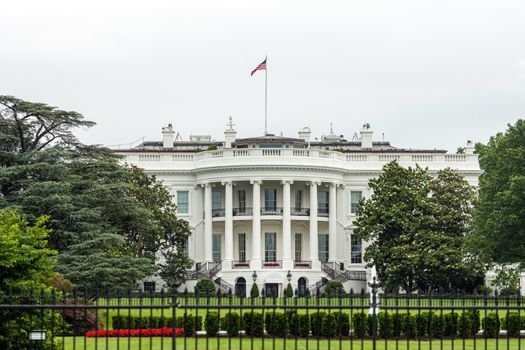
368,276,380,350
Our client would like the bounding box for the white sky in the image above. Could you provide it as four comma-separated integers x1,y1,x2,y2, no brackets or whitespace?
1,0,524,151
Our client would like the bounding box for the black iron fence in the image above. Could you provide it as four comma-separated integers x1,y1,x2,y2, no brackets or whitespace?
1,284,524,349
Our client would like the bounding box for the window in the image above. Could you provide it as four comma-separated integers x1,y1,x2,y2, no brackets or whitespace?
318,234,329,263
294,234,302,261
350,191,362,214
265,232,276,262
177,191,189,214
212,191,222,210
295,191,302,210
238,190,246,212
318,191,329,215
351,235,362,263
238,233,246,262
264,189,277,211
143,281,156,293
182,238,189,257
212,234,222,263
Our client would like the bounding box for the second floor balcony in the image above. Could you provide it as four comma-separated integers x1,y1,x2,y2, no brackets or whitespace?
210,207,330,218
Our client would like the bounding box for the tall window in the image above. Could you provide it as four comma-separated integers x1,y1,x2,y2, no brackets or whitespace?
350,191,362,214
212,191,222,210
264,189,277,211
318,234,329,263
295,191,302,210
238,190,246,212
177,191,189,214
238,233,246,262
212,234,221,263
318,191,329,215
351,235,362,263
265,232,276,262
294,234,302,261
143,281,156,293
182,238,189,257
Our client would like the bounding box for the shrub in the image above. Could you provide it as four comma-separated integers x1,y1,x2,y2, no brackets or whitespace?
429,313,444,338
250,283,259,298
322,314,338,337
265,312,288,337
243,312,264,336
443,312,459,337
352,313,367,338
222,312,240,337
297,314,310,337
332,312,350,336
205,312,220,337
324,281,345,297
378,313,392,338
469,310,480,336
367,314,375,336
482,313,500,338
194,279,216,296
310,312,326,337
403,314,416,338
415,312,429,337
285,283,294,297
391,313,404,337
476,285,493,296
287,311,298,335
177,314,196,336
502,313,520,337
458,312,473,337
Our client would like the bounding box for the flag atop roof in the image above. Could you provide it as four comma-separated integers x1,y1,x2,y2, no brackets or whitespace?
250,58,267,76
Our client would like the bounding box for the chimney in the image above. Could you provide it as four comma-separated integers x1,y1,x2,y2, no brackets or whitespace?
360,123,373,149
162,124,175,148
224,117,237,148
298,127,311,142
465,140,475,154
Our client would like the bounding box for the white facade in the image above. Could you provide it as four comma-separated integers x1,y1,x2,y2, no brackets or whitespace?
116,124,481,296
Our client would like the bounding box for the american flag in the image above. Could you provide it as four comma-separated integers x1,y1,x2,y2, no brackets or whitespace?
250,59,267,76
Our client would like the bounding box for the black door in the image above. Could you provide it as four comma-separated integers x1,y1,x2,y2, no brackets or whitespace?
235,278,246,298
265,283,279,298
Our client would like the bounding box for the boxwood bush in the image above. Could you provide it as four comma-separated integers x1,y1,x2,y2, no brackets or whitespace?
221,312,240,336
297,314,310,337
265,312,288,337
332,312,350,336
352,312,368,338
205,312,220,337
483,313,500,338
243,312,264,336
310,312,326,337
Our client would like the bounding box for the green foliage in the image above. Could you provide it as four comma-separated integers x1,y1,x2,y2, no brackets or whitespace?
332,312,350,336
443,312,459,336
243,312,264,336
285,283,294,297
297,314,310,337
194,278,216,295
221,312,240,336
402,314,416,338
471,120,525,265
483,313,500,338
430,313,444,337
250,283,259,298
354,161,483,293
323,281,345,297
310,312,326,337
265,312,288,337
377,312,392,338
0,96,192,291
458,312,473,337
501,313,521,337
322,313,338,337
205,312,220,337
491,265,521,296
352,312,368,338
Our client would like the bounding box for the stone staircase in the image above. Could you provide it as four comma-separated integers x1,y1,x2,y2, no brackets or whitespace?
186,262,233,294
308,262,367,296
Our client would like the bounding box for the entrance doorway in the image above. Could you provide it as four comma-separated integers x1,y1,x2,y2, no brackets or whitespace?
265,283,279,298
235,277,246,297
297,277,307,297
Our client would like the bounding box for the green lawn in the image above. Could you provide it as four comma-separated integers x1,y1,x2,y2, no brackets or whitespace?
62,337,525,350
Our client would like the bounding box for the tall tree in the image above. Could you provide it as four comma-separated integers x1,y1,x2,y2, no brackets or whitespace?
469,120,525,265
0,96,192,291
354,162,483,293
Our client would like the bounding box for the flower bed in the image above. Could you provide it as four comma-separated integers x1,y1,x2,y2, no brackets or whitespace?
85,328,184,337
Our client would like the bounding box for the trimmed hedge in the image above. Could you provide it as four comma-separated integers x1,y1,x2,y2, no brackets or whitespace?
265,312,288,337
352,313,367,338
205,312,220,337
243,312,264,336
112,315,202,335
483,313,500,338
221,312,240,336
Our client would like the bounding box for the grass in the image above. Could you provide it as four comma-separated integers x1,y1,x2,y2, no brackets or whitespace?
62,337,524,350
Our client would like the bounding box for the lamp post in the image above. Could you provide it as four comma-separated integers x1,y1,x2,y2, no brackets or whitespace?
287,270,292,282
252,270,257,282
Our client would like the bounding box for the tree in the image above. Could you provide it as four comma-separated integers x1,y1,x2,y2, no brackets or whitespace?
0,96,192,291
250,283,260,298
469,120,525,266
354,162,483,293
285,283,294,297
491,265,521,296
194,279,216,295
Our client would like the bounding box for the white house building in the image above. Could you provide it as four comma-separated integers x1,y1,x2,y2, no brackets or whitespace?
114,122,481,297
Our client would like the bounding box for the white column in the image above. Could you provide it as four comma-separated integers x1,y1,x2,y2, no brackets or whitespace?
203,183,213,262
251,179,262,269
281,179,293,269
309,180,320,268
223,180,233,269
328,183,337,262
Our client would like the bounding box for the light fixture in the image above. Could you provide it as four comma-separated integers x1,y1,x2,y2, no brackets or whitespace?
252,270,257,282
29,330,46,341
287,270,292,282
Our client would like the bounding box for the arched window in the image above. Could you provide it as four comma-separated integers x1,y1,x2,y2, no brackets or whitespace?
235,277,246,298
297,277,307,297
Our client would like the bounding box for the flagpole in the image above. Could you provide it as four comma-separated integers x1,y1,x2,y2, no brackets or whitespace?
264,55,268,135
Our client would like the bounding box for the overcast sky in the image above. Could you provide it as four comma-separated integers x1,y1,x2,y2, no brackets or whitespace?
2,0,524,151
